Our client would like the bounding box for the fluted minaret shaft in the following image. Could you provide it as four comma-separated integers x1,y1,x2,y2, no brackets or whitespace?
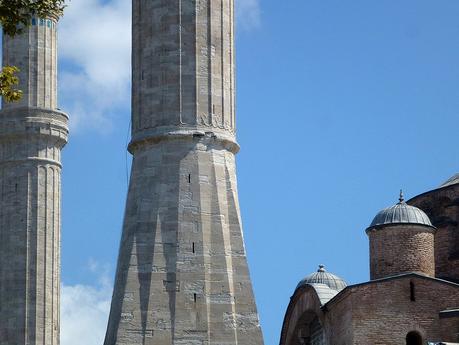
0,17,68,345
129,0,236,150
105,1,264,344
3,17,58,110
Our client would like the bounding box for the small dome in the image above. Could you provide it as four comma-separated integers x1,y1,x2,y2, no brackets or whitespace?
440,173,459,188
367,191,434,231
296,265,347,292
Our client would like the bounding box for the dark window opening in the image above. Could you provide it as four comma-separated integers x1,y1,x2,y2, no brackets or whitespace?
406,331,423,345
188,174,191,183
192,242,195,254
193,293,197,303
15,183,18,192
410,281,416,302
298,315,325,345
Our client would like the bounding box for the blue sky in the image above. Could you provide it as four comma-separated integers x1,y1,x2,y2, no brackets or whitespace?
55,1,459,344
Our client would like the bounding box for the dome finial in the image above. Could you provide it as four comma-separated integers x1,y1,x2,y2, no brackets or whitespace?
399,189,405,204
296,265,347,291
367,190,435,230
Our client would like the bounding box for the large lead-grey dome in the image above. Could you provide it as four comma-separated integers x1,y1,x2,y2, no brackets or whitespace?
296,265,347,291
367,192,434,231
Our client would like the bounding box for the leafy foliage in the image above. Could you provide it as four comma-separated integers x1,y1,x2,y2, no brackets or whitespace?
0,66,22,102
0,0,65,36
0,0,65,102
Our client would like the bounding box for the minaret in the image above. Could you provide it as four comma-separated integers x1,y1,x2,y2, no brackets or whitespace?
104,1,264,344
0,16,68,345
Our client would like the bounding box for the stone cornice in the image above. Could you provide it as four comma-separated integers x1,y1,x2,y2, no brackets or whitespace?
0,107,69,147
128,126,240,154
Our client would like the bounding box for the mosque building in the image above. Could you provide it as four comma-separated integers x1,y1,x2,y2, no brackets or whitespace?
1,1,458,344
280,176,459,345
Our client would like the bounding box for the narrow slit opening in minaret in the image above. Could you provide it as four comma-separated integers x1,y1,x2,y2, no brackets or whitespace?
213,104,216,114
15,183,18,192
410,281,416,301
192,242,195,253
194,293,197,303
188,174,191,183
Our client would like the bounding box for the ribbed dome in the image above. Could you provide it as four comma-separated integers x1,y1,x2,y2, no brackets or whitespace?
296,265,347,292
440,173,459,188
367,192,434,230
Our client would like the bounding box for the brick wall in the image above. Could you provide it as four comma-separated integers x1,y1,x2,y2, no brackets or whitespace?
409,184,459,282
439,314,459,341
368,225,435,280
326,275,459,344
323,292,353,345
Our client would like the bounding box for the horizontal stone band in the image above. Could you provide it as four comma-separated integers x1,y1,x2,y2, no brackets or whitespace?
0,107,68,145
129,126,240,154
0,157,62,168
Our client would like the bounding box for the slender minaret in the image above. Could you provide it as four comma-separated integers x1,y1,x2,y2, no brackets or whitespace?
104,1,264,344
0,16,68,345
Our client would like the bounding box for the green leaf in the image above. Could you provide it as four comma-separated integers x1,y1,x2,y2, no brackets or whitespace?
0,66,23,102
0,0,66,37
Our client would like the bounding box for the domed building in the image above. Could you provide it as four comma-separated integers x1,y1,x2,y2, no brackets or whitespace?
296,265,348,292
280,184,459,345
280,265,347,345
409,175,459,283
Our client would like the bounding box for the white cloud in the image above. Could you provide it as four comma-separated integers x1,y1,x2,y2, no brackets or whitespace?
58,0,261,133
58,0,131,132
61,261,113,345
236,0,262,31
56,1,262,341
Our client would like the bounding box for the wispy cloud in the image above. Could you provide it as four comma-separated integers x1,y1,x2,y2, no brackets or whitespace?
236,0,262,31
57,1,262,341
58,0,261,132
59,0,131,132
61,260,113,345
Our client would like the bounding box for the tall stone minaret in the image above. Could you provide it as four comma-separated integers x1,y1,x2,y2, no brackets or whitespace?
104,1,264,344
0,16,68,345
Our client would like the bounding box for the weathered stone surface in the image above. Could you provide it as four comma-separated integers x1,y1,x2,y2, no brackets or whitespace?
104,1,264,344
0,18,68,345
409,183,459,283
130,0,236,146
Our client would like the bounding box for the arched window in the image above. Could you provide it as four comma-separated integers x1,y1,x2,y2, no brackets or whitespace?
406,331,423,345
309,316,324,345
295,313,324,345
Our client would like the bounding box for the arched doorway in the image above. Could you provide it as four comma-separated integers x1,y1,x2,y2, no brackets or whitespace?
296,314,324,345
406,331,423,345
